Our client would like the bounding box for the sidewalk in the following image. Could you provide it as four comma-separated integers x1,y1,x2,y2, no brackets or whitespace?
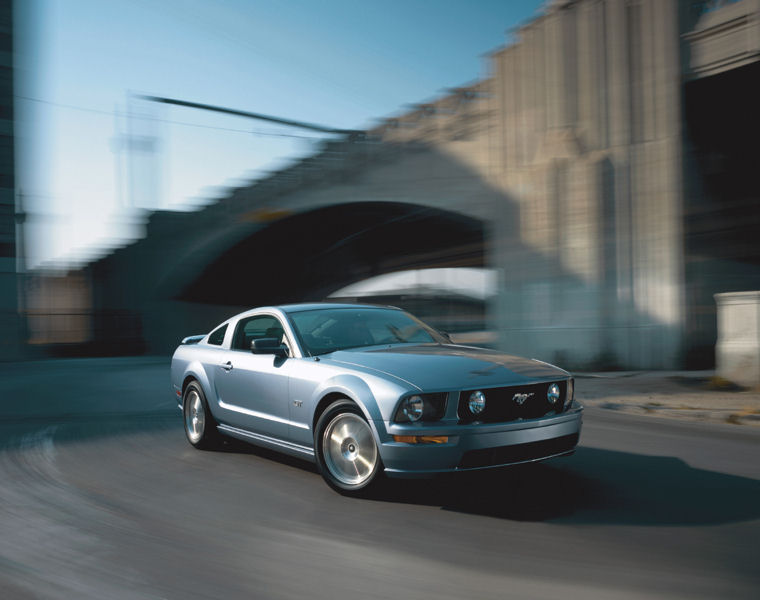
0,356,172,420
3,357,759,427
575,370,760,427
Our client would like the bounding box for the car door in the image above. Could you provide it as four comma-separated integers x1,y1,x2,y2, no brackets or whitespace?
212,314,292,440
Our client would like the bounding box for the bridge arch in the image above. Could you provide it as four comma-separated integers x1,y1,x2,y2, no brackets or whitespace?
176,201,486,307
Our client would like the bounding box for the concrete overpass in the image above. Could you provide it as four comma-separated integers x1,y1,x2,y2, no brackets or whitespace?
29,0,760,369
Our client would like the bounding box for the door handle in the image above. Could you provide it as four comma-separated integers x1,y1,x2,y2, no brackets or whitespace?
220,361,233,372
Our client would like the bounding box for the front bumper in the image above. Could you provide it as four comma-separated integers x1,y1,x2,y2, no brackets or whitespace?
377,402,583,477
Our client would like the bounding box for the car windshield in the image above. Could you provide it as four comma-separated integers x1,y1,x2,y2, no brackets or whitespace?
288,307,444,356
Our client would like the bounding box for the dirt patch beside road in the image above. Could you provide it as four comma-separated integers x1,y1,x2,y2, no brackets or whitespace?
576,371,760,427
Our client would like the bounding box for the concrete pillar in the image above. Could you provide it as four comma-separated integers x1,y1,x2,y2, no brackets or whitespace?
560,3,578,128
641,0,657,142
576,1,594,148
502,48,518,172
715,292,760,388
606,0,631,148
544,12,562,130
492,50,508,176
530,20,547,147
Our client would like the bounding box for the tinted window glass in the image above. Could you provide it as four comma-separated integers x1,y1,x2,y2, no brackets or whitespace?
208,324,227,346
290,308,442,355
232,315,284,350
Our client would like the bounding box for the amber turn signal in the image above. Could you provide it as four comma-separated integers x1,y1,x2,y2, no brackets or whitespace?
393,435,449,444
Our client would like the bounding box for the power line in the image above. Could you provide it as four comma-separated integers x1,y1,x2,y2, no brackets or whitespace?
14,94,327,140
137,95,365,138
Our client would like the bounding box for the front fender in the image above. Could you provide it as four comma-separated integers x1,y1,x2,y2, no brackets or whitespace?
309,372,409,447
310,374,383,423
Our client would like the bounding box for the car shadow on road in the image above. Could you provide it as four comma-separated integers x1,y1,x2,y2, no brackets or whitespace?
216,436,320,473
374,446,760,527
214,438,760,527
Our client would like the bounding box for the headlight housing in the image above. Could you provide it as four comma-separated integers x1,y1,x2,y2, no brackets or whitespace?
565,378,574,409
394,393,447,422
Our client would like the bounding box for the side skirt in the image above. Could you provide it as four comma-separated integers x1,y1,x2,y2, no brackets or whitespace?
217,424,316,463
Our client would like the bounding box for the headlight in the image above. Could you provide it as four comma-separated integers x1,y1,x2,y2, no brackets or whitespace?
394,393,447,422
401,395,424,421
547,383,560,405
468,390,486,415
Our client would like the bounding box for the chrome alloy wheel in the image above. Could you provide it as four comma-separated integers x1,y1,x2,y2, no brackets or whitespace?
322,413,378,486
184,389,205,444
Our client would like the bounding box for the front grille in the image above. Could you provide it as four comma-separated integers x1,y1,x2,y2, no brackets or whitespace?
458,380,567,423
458,433,579,469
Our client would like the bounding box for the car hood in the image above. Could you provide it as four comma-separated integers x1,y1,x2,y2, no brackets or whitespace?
324,344,568,391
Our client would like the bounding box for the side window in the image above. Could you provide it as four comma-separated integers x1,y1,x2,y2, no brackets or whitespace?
208,324,227,346
232,315,285,351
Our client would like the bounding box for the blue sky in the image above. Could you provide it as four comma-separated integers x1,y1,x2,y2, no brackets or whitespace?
18,0,544,268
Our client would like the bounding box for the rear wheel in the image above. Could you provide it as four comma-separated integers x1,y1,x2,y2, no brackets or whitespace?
315,400,383,495
183,381,221,449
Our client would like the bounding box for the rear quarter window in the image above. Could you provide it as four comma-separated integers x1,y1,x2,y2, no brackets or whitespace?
208,324,227,346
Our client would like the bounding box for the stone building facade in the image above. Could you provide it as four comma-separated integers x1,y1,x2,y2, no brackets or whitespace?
488,0,686,368
374,0,758,369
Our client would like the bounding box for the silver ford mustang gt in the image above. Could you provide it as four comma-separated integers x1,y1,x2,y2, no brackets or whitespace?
171,303,582,494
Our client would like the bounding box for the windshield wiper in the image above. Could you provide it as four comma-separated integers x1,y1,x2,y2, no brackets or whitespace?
386,325,405,343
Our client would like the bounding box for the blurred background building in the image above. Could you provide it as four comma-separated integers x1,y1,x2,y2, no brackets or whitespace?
0,0,18,360
16,0,760,369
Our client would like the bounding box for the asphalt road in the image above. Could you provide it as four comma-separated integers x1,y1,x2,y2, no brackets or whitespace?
1,358,759,599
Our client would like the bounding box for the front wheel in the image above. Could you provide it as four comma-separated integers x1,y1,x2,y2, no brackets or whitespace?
315,400,383,495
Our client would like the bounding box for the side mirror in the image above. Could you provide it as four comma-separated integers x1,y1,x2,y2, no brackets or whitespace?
251,337,289,358
439,331,452,343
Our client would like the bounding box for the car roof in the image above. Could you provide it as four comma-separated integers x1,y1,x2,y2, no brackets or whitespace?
278,302,400,313
224,302,402,324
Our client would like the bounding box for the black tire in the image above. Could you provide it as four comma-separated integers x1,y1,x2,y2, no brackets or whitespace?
315,399,384,496
182,381,222,450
